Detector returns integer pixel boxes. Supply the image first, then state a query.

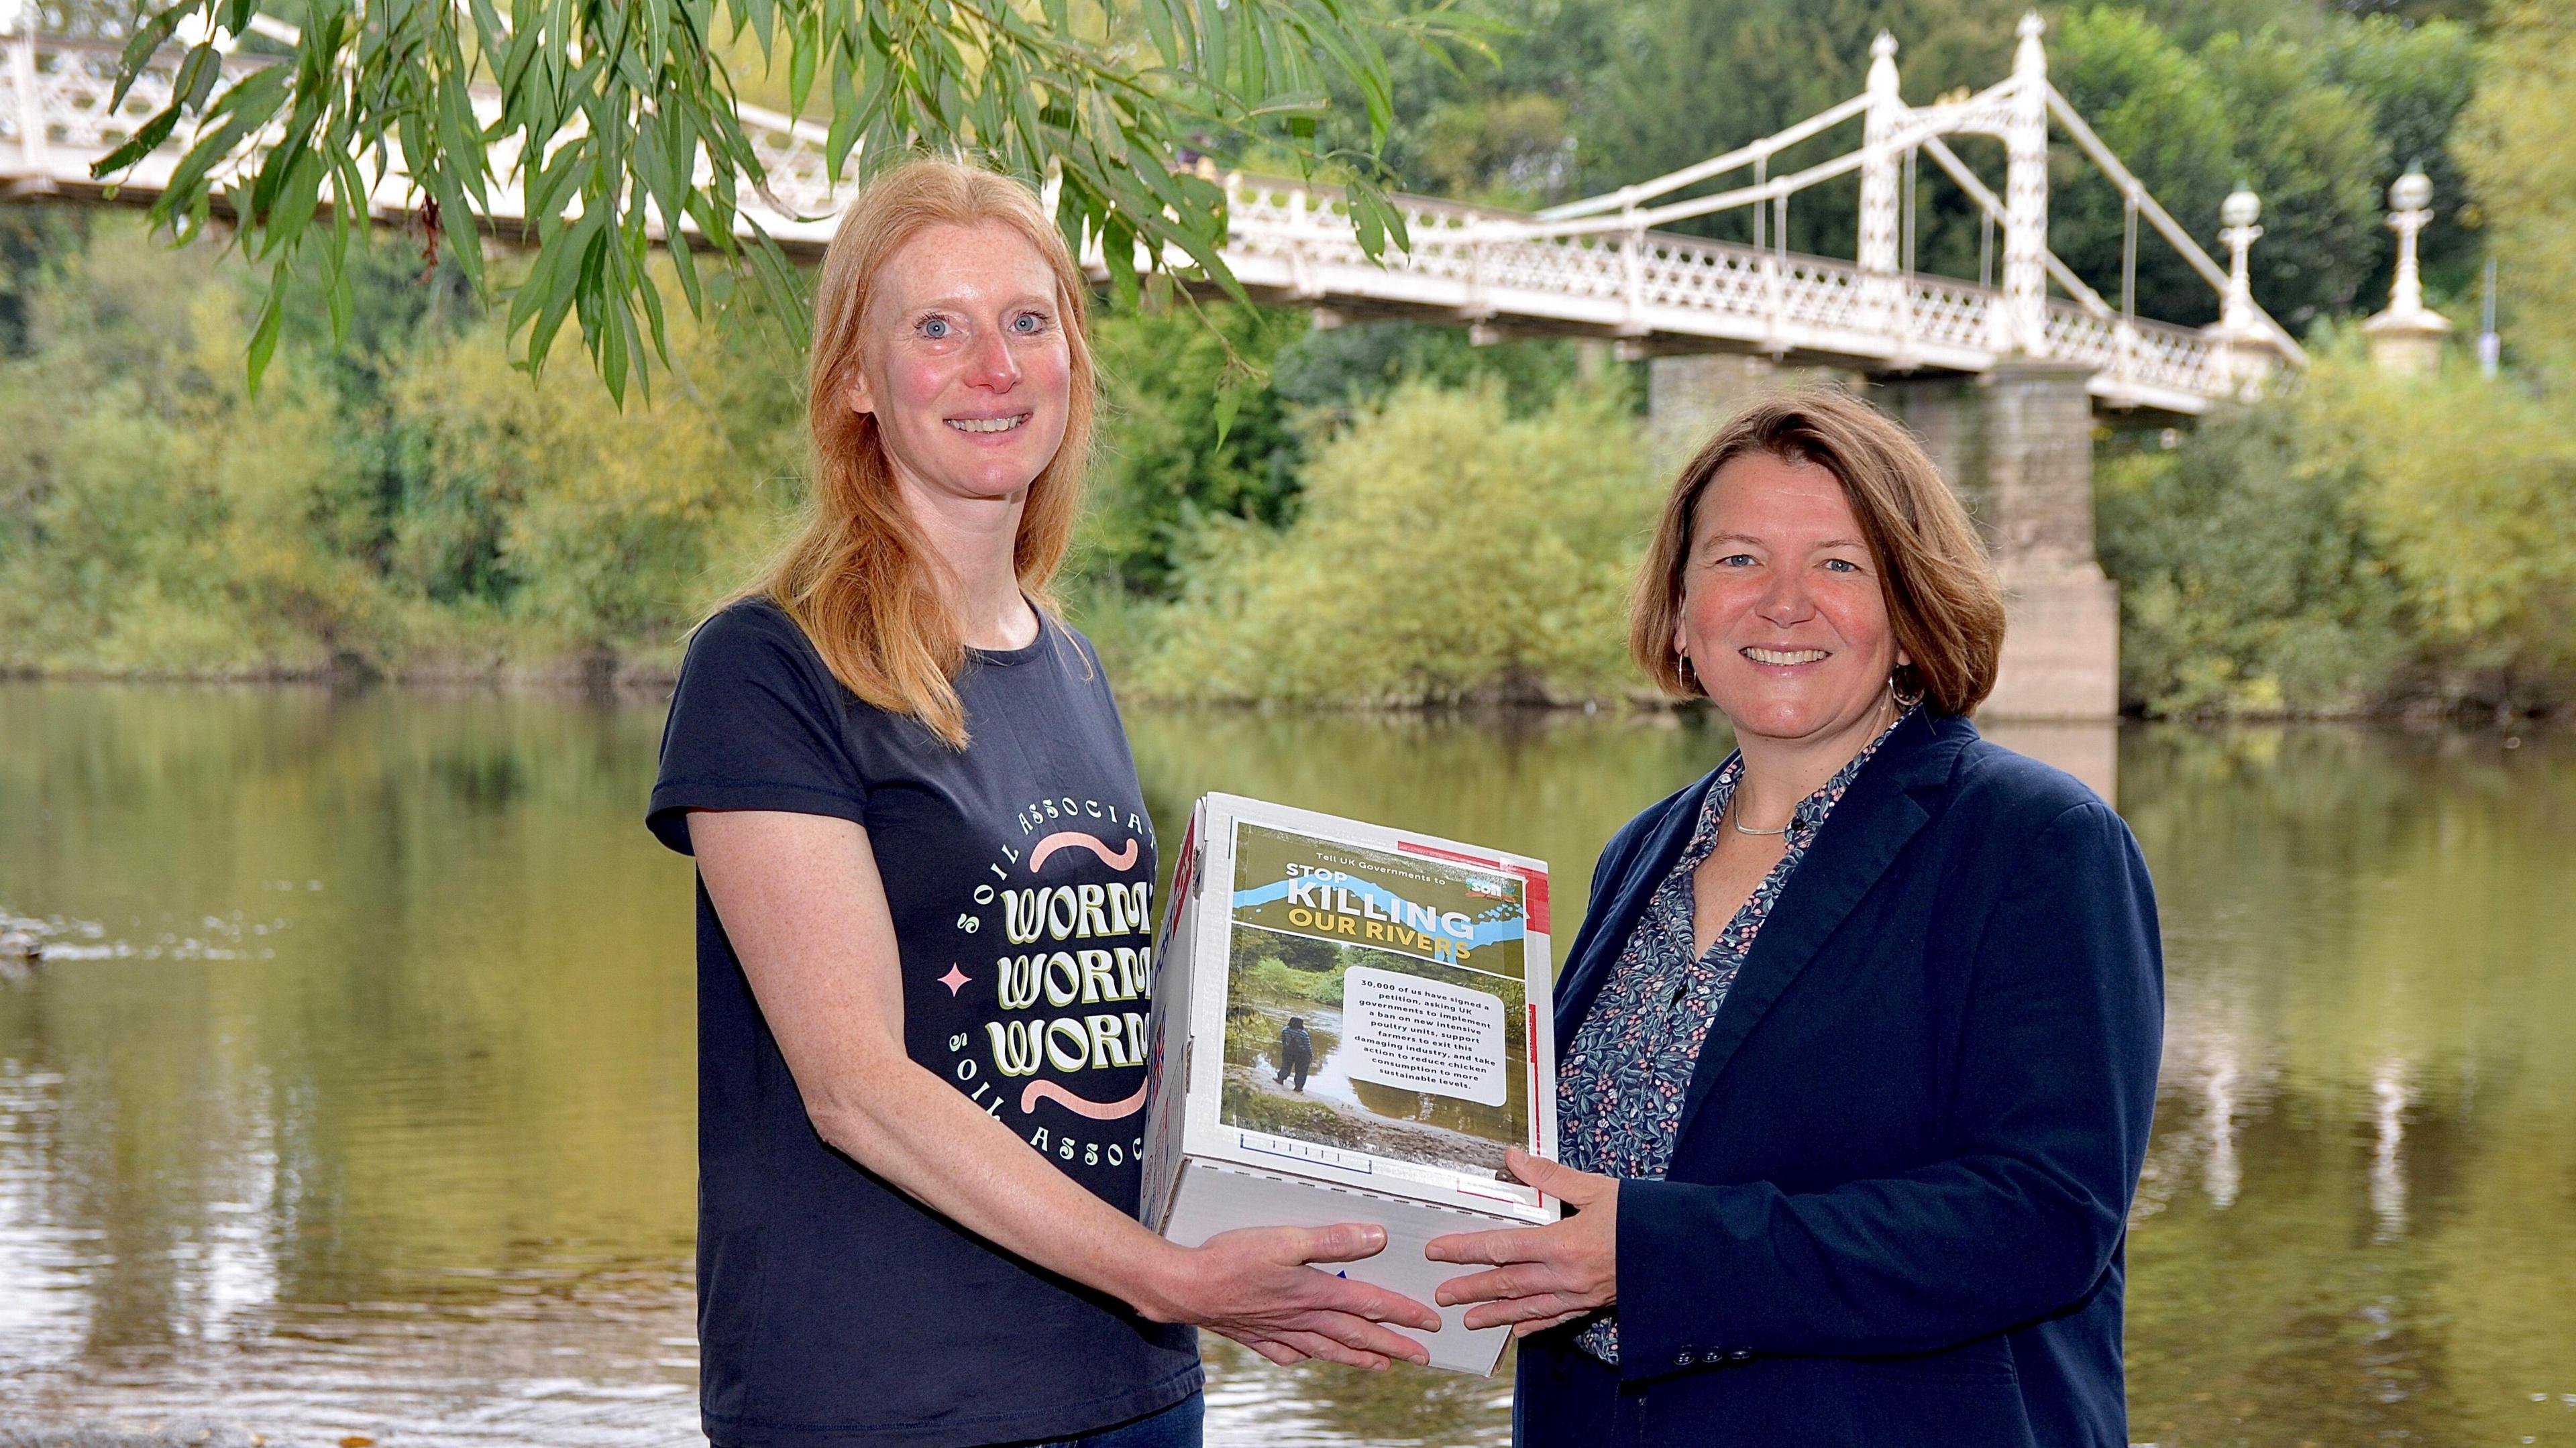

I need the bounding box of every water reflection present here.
[3,689,2573,1447]
[0,683,701,1445]
[2116,725,2576,1448]
[2370,1058,2410,1243]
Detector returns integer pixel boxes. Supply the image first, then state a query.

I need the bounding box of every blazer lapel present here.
[1552,771,1714,1042]
[1666,711,1974,1150]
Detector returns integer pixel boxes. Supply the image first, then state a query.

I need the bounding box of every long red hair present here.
[747,156,1096,748]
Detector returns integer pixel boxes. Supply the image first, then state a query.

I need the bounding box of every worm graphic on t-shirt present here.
[1029,830,1139,873]
[1020,1078,1147,1118]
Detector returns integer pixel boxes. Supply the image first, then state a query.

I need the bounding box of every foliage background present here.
[3,0,2569,716]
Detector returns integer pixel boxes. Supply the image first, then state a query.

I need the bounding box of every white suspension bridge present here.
[3,9,2302,416]
[11,7,2442,722]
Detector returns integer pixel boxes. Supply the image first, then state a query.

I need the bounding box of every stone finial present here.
[2216,188,2263,329]
[1868,32,1900,97]
[2015,11,2047,72]
[2204,187,2276,396]
[2365,165,2451,378]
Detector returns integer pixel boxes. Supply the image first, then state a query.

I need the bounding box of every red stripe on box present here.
[1520,869,1550,934]
[1397,839,1497,869]
[1527,1003,1544,1157]
[1397,840,1550,934]
[1161,815,1195,941]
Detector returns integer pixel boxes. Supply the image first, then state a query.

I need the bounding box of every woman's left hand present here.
[1424,1149,1619,1337]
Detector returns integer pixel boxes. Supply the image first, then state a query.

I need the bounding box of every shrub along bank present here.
[2101,343,2576,717]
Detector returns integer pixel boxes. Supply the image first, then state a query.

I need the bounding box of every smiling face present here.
[1676,450,1908,750]
[842,221,1072,509]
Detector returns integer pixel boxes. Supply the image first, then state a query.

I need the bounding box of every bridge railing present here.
[3,32,225,166]
[2045,309,2222,402]
[1218,173,2251,407]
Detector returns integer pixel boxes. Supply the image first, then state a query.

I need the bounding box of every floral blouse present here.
[1555,710,1911,1364]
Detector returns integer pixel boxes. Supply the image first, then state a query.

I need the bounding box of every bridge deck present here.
[5,32,2253,414]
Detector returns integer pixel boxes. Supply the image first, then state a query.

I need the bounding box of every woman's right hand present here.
[1140,1223,1443,1370]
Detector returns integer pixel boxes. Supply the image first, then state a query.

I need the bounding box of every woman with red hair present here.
[647,157,1436,1448]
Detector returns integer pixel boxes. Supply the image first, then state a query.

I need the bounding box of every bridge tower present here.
[1998,13,2052,357]
[1858,33,1904,348]
[1872,13,2116,721]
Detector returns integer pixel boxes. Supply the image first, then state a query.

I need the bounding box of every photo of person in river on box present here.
[1219,822,1534,1178]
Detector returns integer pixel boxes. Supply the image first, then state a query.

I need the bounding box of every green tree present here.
[2051,6,2449,331]
[2455,0,2576,370]
[1083,301,1311,600]
[0,223,398,673]
[1271,321,1588,419]
[0,208,86,357]
[1074,299,1592,613]
[2316,352,2576,708]
[385,300,798,666]
[2095,398,2404,715]
[0,215,804,679]
[2095,337,2576,717]
[1299,0,1614,204]
[1417,91,1577,207]
[2196,28,2387,327]
[2050,7,2243,325]
[1133,378,1652,704]
[2315,14,2483,305]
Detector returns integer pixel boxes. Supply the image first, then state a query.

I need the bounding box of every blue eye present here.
[1718,553,1758,567]
[1823,558,1861,573]
[921,317,952,339]
[1012,312,1046,335]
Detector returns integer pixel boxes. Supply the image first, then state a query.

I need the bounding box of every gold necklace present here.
[1727,795,1792,837]
[1729,698,1901,838]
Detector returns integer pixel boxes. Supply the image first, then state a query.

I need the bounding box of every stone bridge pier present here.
[1648,354,2119,722]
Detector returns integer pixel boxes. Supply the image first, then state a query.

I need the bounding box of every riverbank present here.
[6,661,2562,725]
[0,655,688,691]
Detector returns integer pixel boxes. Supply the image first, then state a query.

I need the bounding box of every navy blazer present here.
[1516,710,2163,1448]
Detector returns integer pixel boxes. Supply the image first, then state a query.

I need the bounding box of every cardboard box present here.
[1140,793,1560,1374]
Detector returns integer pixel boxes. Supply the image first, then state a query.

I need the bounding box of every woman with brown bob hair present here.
[1429,387,2164,1448]
[645,157,1437,1448]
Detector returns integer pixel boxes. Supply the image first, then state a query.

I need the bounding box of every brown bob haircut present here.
[1629,386,2007,716]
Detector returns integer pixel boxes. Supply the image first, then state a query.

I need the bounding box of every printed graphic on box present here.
[1220,822,1532,1176]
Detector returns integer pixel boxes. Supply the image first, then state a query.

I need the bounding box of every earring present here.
[1678,651,1700,694]
[1889,669,1926,710]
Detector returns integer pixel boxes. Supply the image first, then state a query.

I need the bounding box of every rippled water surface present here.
[3,683,2571,1446]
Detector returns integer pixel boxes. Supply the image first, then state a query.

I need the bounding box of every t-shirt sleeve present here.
[646,602,869,855]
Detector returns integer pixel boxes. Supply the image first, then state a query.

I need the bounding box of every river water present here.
[1,683,2570,1447]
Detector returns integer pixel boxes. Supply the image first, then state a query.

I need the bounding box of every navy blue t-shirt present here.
[647,597,1200,1448]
